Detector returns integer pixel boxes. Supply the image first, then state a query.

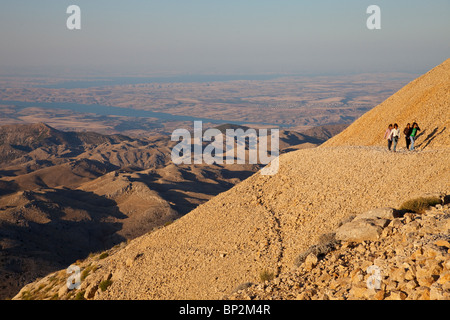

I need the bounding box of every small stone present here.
[425,260,443,276]
[424,247,441,259]
[404,213,415,223]
[58,285,69,298]
[385,279,398,291]
[437,271,450,285]
[304,253,318,271]
[390,268,406,283]
[416,274,436,287]
[430,283,445,300]
[444,259,450,270]
[405,280,419,290]
[404,269,415,281]
[350,268,364,284]
[420,287,431,300]
[355,208,396,220]
[84,283,98,299]
[404,221,420,232]
[125,258,134,268]
[389,218,404,229]
[388,290,407,300]
[381,226,394,237]
[410,248,423,261]
[356,244,366,254]
[434,240,450,248]
[373,290,386,300]
[349,284,370,299]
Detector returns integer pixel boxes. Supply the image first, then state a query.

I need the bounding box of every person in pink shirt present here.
[384,124,393,151]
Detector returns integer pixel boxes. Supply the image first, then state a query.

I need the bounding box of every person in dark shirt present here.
[403,123,412,150]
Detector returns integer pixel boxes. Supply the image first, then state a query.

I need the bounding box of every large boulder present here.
[336,208,395,242]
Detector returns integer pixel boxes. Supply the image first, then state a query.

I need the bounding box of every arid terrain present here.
[0,121,342,299]
[0,72,416,136]
[10,59,449,301]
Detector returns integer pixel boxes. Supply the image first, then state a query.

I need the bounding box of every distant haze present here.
[0,0,449,76]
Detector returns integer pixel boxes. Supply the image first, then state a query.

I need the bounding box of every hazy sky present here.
[0,0,449,76]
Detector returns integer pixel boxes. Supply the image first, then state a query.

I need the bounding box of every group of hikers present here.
[384,122,421,152]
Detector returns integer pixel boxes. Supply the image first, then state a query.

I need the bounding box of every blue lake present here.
[0,100,282,127]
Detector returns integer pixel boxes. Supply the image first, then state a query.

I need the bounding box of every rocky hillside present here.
[228,203,450,300]
[323,58,450,149]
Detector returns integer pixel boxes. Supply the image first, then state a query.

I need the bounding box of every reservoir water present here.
[0,100,281,127]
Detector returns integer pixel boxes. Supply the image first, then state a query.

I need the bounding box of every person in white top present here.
[384,124,393,151]
[389,123,401,152]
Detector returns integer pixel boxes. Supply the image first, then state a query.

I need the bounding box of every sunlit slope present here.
[323,59,450,149]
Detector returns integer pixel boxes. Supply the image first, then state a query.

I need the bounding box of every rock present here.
[404,269,415,281]
[350,268,364,284]
[355,208,397,221]
[58,285,69,298]
[429,283,445,300]
[381,226,394,237]
[404,280,419,291]
[437,271,450,285]
[349,284,371,299]
[419,287,431,300]
[336,219,384,242]
[425,260,443,276]
[416,271,436,287]
[84,283,98,299]
[409,248,424,261]
[387,290,407,300]
[444,220,450,233]
[304,253,318,271]
[403,221,421,233]
[434,240,450,248]
[125,257,134,268]
[390,268,406,283]
[445,259,450,270]
[296,291,311,300]
[373,289,386,300]
[389,218,404,229]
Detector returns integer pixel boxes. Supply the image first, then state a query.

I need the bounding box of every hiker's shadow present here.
[416,127,447,150]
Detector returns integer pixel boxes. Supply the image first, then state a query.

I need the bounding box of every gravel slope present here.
[15,146,448,300]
